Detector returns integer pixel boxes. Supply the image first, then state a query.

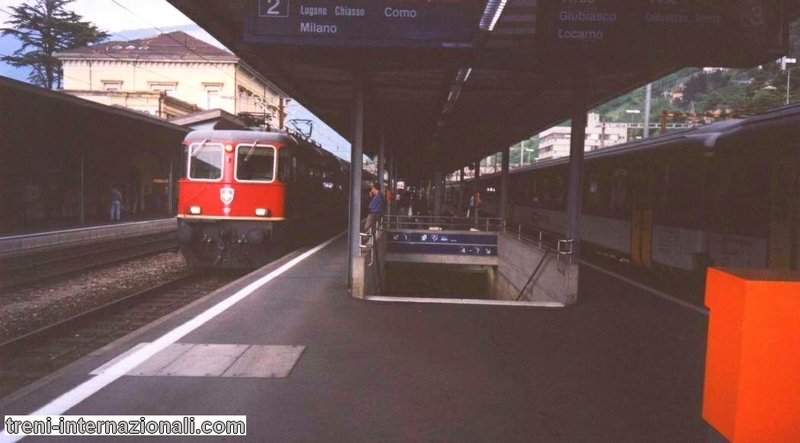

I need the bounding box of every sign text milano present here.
[247,0,478,48]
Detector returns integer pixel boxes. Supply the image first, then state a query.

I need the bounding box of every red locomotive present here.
[177,130,351,267]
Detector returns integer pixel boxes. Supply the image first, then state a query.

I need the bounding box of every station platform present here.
[0,219,176,258]
[0,233,710,442]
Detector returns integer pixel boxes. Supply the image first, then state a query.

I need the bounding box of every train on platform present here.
[453,104,800,290]
[176,129,362,267]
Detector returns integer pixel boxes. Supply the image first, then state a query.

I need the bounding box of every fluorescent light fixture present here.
[448,85,462,102]
[437,121,446,128]
[480,0,508,31]
[442,102,455,114]
[455,67,473,84]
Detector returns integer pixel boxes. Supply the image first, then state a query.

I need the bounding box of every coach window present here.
[541,177,551,206]
[188,143,224,181]
[553,173,567,209]
[278,147,293,183]
[235,144,276,182]
[609,168,628,209]
[586,172,604,210]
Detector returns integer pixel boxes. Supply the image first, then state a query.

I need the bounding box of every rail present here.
[381,215,505,232]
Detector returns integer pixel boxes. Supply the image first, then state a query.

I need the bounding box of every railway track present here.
[0,232,177,290]
[0,269,247,400]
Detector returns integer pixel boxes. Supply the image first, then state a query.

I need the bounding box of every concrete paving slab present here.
[127,343,196,376]
[222,345,305,378]
[156,344,248,377]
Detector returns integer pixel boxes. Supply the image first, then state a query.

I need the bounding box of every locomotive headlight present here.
[255,208,270,217]
[189,206,202,215]
[225,144,233,152]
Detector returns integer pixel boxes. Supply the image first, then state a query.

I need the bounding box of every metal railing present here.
[359,231,376,266]
[503,221,575,301]
[502,221,575,267]
[359,228,383,288]
[381,215,505,232]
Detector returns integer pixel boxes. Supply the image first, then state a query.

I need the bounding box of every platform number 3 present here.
[259,0,289,18]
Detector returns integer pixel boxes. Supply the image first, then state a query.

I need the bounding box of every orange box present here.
[703,268,800,443]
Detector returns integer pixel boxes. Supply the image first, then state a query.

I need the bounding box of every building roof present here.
[0,75,189,133]
[56,31,238,62]
[169,108,247,128]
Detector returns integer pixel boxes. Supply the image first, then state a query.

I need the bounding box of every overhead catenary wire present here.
[108,0,261,91]
[5,0,348,153]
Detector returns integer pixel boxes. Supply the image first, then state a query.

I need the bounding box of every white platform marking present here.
[89,343,150,375]
[366,296,564,307]
[580,260,709,316]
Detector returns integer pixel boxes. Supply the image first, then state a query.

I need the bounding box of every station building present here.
[56,31,287,125]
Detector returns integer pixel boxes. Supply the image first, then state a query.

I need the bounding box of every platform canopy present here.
[168,0,798,180]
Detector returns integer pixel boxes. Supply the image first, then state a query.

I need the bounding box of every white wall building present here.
[57,32,286,124]
[537,113,628,160]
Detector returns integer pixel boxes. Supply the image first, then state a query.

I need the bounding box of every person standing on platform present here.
[110,185,122,221]
[385,187,392,215]
[364,183,385,235]
[467,189,481,218]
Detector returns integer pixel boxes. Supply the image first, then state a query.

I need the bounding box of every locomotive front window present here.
[188,143,224,180]
[235,144,276,182]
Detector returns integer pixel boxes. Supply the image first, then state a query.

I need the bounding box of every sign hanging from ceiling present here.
[245,0,480,48]
[536,0,788,66]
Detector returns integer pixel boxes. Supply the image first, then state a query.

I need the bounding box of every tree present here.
[1,0,108,89]
[683,74,709,102]
[746,89,783,115]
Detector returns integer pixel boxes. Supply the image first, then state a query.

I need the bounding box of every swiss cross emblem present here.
[220,187,235,205]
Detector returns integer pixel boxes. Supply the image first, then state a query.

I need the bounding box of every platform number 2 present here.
[259,0,289,18]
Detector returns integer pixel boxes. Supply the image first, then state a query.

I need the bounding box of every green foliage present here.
[1,0,108,89]
[508,135,539,165]
[747,88,784,114]
[588,18,800,123]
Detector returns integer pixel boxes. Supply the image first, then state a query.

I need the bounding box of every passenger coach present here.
[461,104,800,288]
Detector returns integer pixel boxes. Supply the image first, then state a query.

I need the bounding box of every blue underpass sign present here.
[387,231,497,256]
[245,0,480,48]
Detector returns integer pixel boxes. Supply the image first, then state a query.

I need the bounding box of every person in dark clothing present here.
[364,183,385,235]
[110,185,122,221]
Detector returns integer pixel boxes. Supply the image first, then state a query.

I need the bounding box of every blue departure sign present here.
[246,0,480,48]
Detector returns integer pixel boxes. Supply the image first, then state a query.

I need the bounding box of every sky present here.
[0,0,353,160]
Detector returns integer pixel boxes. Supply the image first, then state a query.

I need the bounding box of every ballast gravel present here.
[0,252,188,343]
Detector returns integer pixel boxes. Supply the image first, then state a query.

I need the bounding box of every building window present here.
[204,83,223,109]
[149,82,177,94]
[102,81,122,91]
